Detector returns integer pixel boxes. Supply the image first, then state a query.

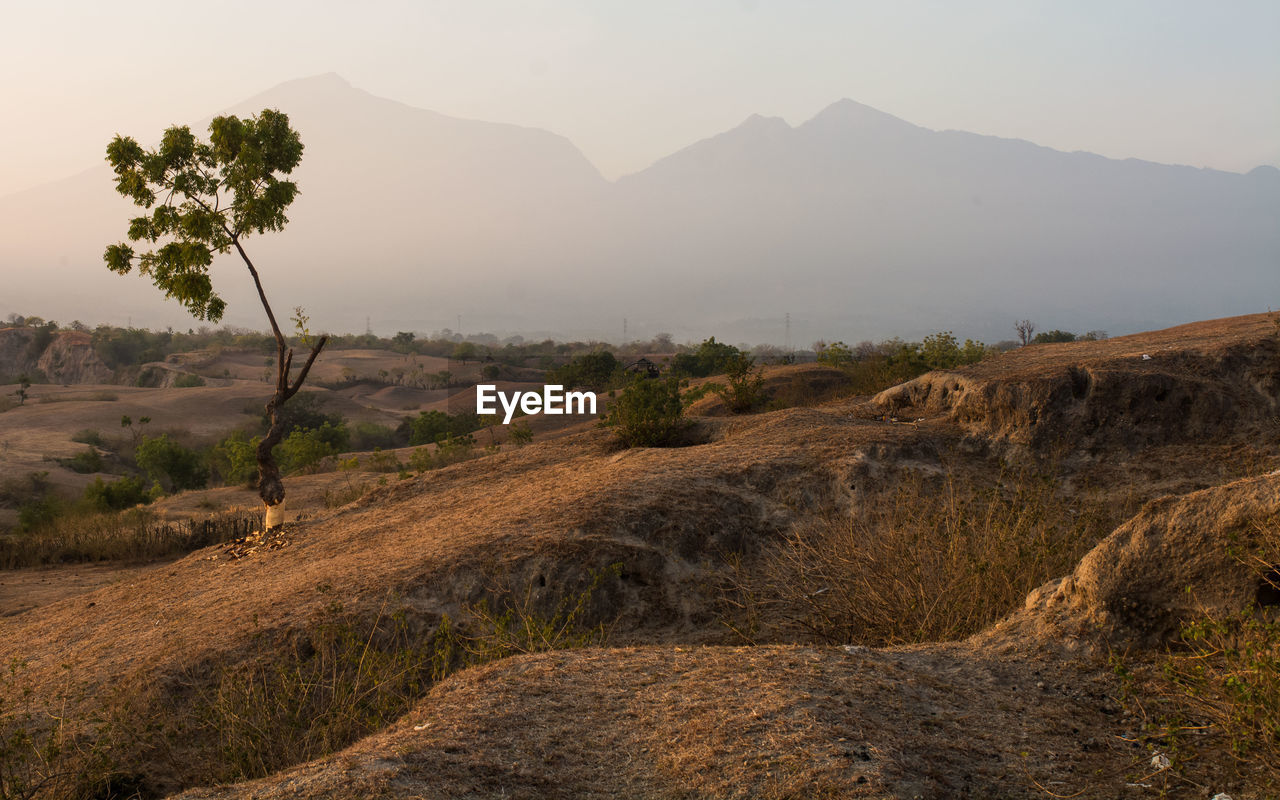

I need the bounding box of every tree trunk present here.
[254,336,328,529]
[256,398,287,509]
[230,235,328,530]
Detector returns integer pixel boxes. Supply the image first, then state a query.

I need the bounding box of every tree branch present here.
[227,232,286,347]
[284,336,329,401]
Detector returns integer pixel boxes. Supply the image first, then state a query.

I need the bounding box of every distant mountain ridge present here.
[1,74,1275,343]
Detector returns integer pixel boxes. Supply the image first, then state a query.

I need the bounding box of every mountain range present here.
[2,73,1276,344]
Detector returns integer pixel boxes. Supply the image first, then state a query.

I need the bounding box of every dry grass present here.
[0,571,617,799]
[0,509,258,569]
[3,313,1279,798]
[725,468,1122,646]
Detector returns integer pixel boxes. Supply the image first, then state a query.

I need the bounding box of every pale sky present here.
[1,0,1277,195]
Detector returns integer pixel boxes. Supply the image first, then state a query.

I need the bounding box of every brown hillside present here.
[875,312,1280,451]
[2,313,1279,798]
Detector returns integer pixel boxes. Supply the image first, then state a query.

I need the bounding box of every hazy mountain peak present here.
[737,113,791,131]
[801,97,919,132]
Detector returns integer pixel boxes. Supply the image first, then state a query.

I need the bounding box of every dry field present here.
[2,313,1279,798]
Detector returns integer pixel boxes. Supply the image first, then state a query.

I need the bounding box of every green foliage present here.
[391,331,415,351]
[349,421,398,451]
[1032,329,1077,344]
[17,496,63,533]
[92,326,170,369]
[886,332,988,373]
[135,434,208,493]
[671,337,744,378]
[13,374,31,406]
[547,350,622,391]
[24,321,58,361]
[451,341,479,362]
[605,376,690,447]
[404,410,481,447]
[172,373,206,387]
[104,108,304,321]
[815,341,854,366]
[58,448,105,475]
[367,448,405,473]
[480,363,501,380]
[508,420,534,447]
[83,475,153,512]
[266,392,342,437]
[713,353,767,414]
[209,431,259,487]
[276,422,348,475]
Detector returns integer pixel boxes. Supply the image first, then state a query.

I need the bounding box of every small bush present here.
[59,448,105,474]
[713,353,766,414]
[605,376,690,447]
[173,373,207,387]
[404,410,480,447]
[671,337,744,378]
[547,350,623,391]
[135,434,208,493]
[349,421,398,451]
[71,429,105,447]
[83,475,153,512]
[367,448,405,473]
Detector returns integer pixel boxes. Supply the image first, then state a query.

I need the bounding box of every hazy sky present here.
[2,0,1276,194]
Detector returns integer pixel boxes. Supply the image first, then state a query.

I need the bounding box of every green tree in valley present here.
[104,109,324,527]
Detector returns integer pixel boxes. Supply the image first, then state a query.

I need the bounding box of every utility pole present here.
[623,317,628,344]
[365,316,372,337]
[785,312,791,353]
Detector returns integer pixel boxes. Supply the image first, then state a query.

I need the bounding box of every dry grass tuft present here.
[726,468,1121,646]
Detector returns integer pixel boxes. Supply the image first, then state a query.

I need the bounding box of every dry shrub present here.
[729,469,1115,646]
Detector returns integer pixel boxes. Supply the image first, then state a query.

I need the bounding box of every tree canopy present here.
[103,109,303,322]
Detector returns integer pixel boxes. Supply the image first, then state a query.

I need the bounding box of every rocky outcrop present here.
[874,318,1280,452]
[991,472,1280,651]
[0,326,112,384]
[36,330,112,384]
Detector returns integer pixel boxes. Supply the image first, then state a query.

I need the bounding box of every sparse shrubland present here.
[0,570,615,798]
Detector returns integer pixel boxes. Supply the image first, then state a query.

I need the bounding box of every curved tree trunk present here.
[254,335,327,529]
[229,235,329,530]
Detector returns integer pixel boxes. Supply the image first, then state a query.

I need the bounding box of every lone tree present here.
[104,109,326,528]
[1015,319,1036,347]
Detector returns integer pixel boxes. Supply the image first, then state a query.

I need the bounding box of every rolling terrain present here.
[2,313,1279,797]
